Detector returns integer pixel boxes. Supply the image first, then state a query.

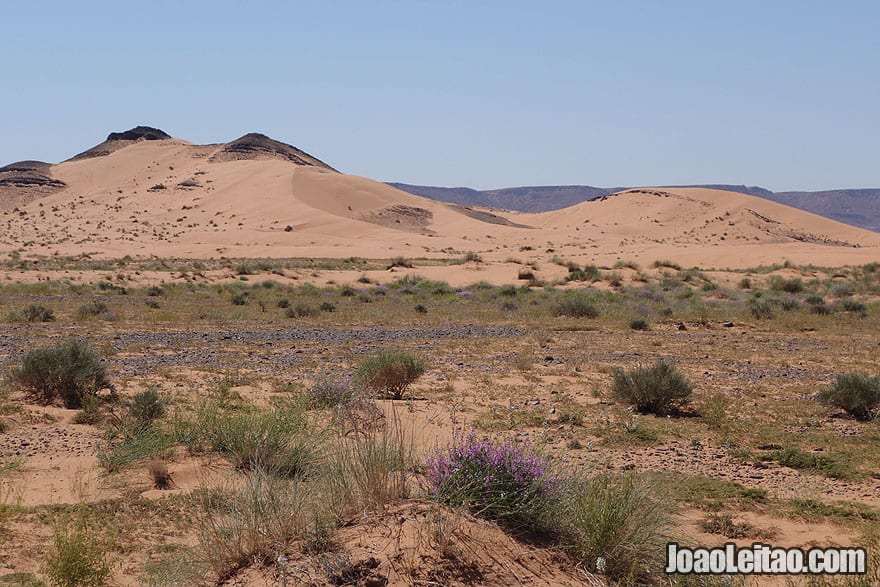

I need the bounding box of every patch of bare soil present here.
[231,501,596,587]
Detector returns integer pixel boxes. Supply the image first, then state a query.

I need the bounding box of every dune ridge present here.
[1,127,879,274]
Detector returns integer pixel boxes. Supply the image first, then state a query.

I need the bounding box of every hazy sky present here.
[2,1,878,191]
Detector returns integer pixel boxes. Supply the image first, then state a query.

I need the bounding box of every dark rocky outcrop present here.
[210,133,336,170]
[0,160,67,211]
[68,126,172,161]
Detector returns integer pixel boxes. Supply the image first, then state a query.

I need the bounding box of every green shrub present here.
[129,388,166,424]
[74,301,108,319]
[818,373,880,421]
[355,351,427,400]
[770,446,856,480]
[805,293,825,305]
[611,360,693,416]
[23,304,56,322]
[276,298,290,308]
[285,303,317,318]
[748,299,775,320]
[44,516,113,587]
[319,301,336,313]
[175,401,318,478]
[810,303,832,316]
[652,260,682,271]
[629,318,650,331]
[565,265,601,282]
[230,292,249,306]
[499,284,518,297]
[769,276,804,293]
[554,293,600,318]
[72,395,104,426]
[555,473,670,581]
[12,340,112,409]
[840,300,867,316]
[98,424,174,473]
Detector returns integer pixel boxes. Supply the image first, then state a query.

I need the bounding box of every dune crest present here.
[1,128,879,270]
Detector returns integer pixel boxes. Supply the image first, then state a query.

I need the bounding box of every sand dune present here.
[1,128,879,273]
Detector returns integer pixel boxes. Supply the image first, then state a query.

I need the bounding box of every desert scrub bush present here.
[425,429,556,528]
[355,351,427,400]
[325,413,414,514]
[769,276,804,293]
[387,256,414,269]
[748,298,775,320]
[319,301,336,312]
[7,304,55,322]
[611,360,693,416]
[12,340,112,409]
[175,401,320,478]
[98,423,174,473]
[195,470,321,583]
[565,265,601,282]
[499,284,518,297]
[74,300,109,319]
[306,376,358,409]
[818,373,880,421]
[629,318,650,331]
[44,515,113,587]
[554,473,671,581]
[839,299,867,316]
[554,292,600,318]
[770,446,857,480]
[652,259,682,271]
[230,292,249,305]
[285,302,317,318]
[129,387,166,425]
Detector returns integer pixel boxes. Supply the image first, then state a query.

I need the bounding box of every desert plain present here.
[0,128,879,586]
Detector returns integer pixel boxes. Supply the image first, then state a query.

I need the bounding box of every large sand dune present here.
[1,128,879,271]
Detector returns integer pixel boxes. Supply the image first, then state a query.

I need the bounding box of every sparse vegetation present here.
[355,351,427,399]
[43,515,113,587]
[818,373,880,421]
[611,360,693,416]
[554,292,600,318]
[12,340,112,409]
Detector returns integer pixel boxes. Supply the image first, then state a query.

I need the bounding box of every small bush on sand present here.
[195,471,317,583]
[818,373,880,421]
[554,293,600,318]
[554,473,670,581]
[129,388,166,425]
[285,302,317,318]
[14,304,56,322]
[12,340,112,409]
[629,318,650,331]
[176,401,319,478]
[307,376,358,409]
[565,265,601,283]
[748,298,775,320]
[355,351,427,400]
[769,276,804,293]
[326,413,414,514]
[426,429,555,528]
[230,292,249,306]
[611,360,693,416]
[44,515,113,587]
[74,300,108,319]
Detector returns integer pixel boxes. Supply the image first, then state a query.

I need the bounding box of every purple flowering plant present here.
[425,429,558,524]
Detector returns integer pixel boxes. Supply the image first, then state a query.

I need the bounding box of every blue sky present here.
[2,1,878,191]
